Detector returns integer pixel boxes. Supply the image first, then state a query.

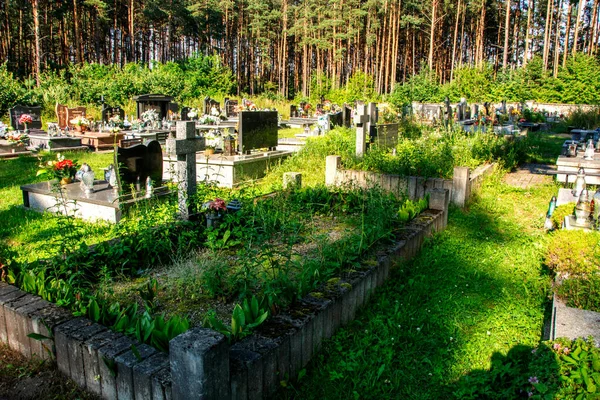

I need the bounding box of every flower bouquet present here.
[37,153,79,184]
[141,109,159,123]
[187,108,199,120]
[7,131,29,146]
[70,116,90,132]
[108,115,123,127]
[19,114,33,132]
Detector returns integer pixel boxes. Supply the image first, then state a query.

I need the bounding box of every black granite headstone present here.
[238,111,278,152]
[203,96,221,115]
[169,102,179,116]
[117,140,163,185]
[342,104,352,127]
[290,105,298,118]
[134,94,174,120]
[225,99,238,118]
[329,111,343,128]
[101,105,125,123]
[180,107,191,121]
[9,105,42,130]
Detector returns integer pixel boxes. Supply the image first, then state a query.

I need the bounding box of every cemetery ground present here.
[1,128,599,398]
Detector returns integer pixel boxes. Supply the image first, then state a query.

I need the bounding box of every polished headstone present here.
[9,105,42,130]
[238,111,278,152]
[117,140,163,185]
[101,105,125,123]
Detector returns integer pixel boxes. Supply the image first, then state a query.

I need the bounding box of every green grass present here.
[524,132,569,164]
[0,151,115,262]
[283,173,556,399]
[279,127,305,139]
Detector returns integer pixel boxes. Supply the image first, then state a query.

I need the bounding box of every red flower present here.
[18,114,33,124]
[209,198,227,212]
[55,159,74,170]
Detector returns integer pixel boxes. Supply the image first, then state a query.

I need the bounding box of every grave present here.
[28,133,85,152]
[21,140,169,223]
[164,114,292,188]
[134,94,174,121]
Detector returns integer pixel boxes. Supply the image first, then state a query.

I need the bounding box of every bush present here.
[545,230,600,276]
[551,203,575,229]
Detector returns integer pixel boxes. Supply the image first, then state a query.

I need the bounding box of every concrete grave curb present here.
[0,187,449,399]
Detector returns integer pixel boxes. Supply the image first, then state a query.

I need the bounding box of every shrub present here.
[551,203,575,229]
[545,230,600,276]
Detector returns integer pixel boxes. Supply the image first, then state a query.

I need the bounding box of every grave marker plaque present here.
[9,105,42,130]
[290,105,299,118]
[238,111,278,152]
[342,104,352,128]
[180,107,191,121]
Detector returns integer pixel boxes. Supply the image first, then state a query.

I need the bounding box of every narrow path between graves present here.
[287,171,558,399]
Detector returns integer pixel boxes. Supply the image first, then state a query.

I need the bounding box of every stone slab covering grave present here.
[9,105,43,130]
[163,150,293,188]
[28,133,85,151]
[69,131,125,150]
[556,154,600,185]
[551,295,600,345]
[238,111,278,152]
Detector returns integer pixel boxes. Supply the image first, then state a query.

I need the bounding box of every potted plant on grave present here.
[204,145,216,157]
[70,116,90,132]
[18,114,33,133]
[187,108,199,120]
[204,198,227,228]
[36,153,80,186]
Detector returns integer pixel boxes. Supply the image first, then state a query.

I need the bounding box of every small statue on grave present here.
[77,163,95,194]
[105,164,118,191]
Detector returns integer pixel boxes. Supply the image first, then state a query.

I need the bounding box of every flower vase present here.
[60,177,73,186]
[204,148,215,157]
[75,125,86,133]
[23,124,29,134]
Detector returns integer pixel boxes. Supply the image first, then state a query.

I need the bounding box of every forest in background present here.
[1,0,599,98]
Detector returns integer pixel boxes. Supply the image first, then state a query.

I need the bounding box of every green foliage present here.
[567,107,600,130]
[557,274,600,313]
[206,295,269,342]
[551,203,575,229]
[545,230,600,276]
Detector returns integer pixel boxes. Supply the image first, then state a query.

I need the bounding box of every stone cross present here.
[354,103,370,156]
[167,121,205,219]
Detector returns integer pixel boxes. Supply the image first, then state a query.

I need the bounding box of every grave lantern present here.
[572,167,587,197]
[544,196,557,231]
[584,140,595,160]
[575,189,592,225]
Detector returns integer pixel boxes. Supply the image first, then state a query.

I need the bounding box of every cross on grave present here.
[354,103,369,156]
[444,97,452,128]
[166,121,205,220]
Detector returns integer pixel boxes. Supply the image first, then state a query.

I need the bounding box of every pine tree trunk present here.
[572,0,584,55]
[563,2,573,66]
[542,0,553,70]
[523,0,533,66]
[428,0,437,70]
[553,0,563,77]
[502,0,511,69]
[451,0,462,80]
[32,0,41,86]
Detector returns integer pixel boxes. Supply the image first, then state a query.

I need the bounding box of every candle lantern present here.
[572,167,587,197]
[575,189,592,225]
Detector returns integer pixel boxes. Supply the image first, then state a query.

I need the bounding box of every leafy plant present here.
[206,295,269,342]
[545,230,600,276]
